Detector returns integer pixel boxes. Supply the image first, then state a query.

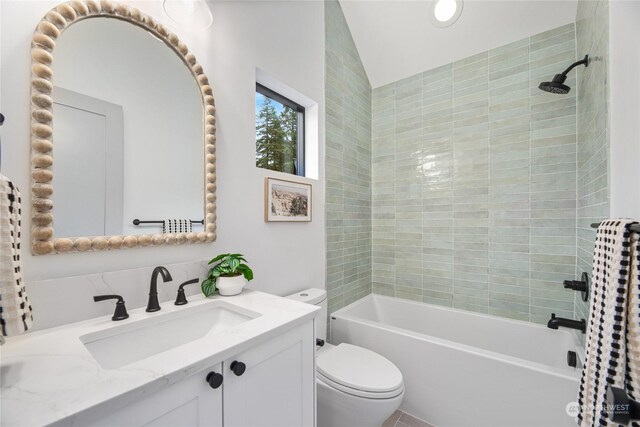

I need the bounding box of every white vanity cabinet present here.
[223,322,315,427]
[87,363,224,427]
[86,322,315,427]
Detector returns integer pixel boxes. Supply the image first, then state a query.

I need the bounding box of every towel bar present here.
[132,219,204,226]
[591,222,640,233]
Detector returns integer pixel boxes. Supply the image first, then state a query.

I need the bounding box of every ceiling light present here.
[432,0,463,28]
[163,0,213,29]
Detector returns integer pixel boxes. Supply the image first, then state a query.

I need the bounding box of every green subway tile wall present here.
[371,24,581,323]
[575,0,610,321]
[325,0,372,314]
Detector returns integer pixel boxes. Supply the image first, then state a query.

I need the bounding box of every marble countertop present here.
[0,290,319,427]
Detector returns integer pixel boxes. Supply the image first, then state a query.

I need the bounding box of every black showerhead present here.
[539,74,571,94]
[538,55,589,95]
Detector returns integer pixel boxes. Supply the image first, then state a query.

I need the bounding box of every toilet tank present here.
[286,288,327,342]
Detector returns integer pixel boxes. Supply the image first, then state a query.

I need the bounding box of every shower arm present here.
[560,55,589,76]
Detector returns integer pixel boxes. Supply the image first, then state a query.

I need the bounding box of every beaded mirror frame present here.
[29,0,217,255]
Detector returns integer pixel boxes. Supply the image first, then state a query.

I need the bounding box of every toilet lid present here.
[316,343,403,393]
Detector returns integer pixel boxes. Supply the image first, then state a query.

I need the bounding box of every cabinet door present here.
[86,363,223,427]
[223,322,315,427]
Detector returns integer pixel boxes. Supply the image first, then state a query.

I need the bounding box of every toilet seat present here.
[316,343,404,399]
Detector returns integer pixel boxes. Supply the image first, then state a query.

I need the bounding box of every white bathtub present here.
[330,294,583,427]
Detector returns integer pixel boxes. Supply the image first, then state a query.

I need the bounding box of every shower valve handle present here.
[563,280,587,292]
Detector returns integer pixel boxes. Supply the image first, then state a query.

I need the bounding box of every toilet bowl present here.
[286,289,404,427]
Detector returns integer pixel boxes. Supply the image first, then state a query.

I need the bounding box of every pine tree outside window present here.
[255,83,305,176]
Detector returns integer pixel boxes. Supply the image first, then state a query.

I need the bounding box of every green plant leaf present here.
[201,278,217,297]
[238,264,254,281]
[228,258,240,272]
[229,254,247,263]
[208,253,229,264]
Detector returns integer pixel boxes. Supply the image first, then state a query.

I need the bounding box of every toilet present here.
[287,288,404,427]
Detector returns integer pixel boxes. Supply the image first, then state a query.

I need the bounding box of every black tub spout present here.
[547,313,586,334]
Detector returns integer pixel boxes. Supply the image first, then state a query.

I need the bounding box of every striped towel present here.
[0,174,33,337]
[577,219,640,426]
[162,219,192,234]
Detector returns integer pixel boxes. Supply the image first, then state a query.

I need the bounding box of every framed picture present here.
[264,177,312,222]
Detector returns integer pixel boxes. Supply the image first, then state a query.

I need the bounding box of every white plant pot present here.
[217,275,246,296]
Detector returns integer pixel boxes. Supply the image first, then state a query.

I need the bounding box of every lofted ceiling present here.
[338,0,578,88]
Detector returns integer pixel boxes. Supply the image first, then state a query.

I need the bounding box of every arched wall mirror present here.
[29,0,217,255]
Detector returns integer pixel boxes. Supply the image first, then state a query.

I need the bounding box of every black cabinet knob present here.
[230,361,246,376]
[206,371,223,389]
[567,351,577,368]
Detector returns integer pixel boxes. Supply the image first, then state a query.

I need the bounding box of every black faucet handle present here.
[93,294,129,321]
[93,294,123,303]
[175,278,200,305]
[563,279,588,292]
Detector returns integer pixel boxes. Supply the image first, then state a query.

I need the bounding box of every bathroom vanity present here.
[0,291,318,427]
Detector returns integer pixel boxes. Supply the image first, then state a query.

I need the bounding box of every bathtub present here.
[330,294,583,427]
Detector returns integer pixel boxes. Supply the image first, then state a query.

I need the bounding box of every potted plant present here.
[202,253,254,296]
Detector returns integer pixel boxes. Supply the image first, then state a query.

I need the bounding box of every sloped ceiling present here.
[339,0,578,88]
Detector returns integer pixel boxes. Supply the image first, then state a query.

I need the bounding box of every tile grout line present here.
[573,22,579,319]
[487,50,491,313]
[452,62,456,307]
[529,34,533,322]
[393,81,397,299]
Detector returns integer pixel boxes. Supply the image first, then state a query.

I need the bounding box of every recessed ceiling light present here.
[432,0,464,28]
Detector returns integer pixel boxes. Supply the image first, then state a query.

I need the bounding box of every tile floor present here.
[382,410,435,427]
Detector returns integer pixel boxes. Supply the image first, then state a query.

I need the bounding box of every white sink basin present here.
[80,301,259,369]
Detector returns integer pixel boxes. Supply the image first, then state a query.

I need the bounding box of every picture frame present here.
[264,177,312,222]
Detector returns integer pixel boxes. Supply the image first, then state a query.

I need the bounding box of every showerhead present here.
[539,74,571,94]
[538,55,589,95]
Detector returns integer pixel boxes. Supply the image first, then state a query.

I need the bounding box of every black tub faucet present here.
[147,266,172,312]
[547,313,586,334]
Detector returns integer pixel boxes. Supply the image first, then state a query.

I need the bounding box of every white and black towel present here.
[0,174,32,337]
[577,219,640,426]
[162,219,192,234]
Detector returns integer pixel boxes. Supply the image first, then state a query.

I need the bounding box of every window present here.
[255,83,305,176]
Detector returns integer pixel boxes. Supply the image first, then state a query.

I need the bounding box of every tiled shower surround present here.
[325,0,372,314]
[574,0,610,321]
[371,24,580,323]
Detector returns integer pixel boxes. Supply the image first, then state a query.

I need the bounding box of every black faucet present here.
[547,313,586,333]
[175,278,200,305]
[93,294,129,321]
[146,266,172,312]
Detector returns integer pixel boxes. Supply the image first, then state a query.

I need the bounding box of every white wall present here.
[0,0,325,304]
[609,0,640,219]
